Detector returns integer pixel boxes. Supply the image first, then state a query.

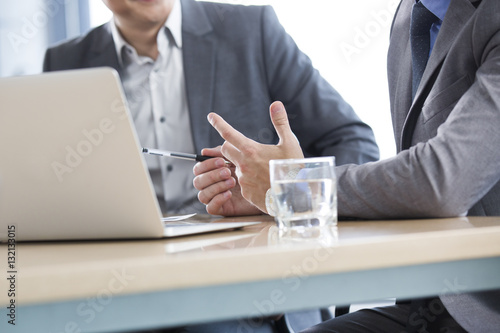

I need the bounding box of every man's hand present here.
[193,146,262,216]
[205,101,304,213]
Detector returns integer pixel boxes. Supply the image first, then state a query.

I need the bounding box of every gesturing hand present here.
[206,101,304,213]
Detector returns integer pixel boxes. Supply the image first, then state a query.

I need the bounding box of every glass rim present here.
[269,156,335,166]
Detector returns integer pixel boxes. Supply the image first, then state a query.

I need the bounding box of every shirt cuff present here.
[265,188,277,217]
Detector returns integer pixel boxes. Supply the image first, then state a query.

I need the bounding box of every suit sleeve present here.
[335,20,500,219]
[42,49,52,72]
[259,7,380,166]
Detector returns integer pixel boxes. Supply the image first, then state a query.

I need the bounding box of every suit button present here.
[160,116,166,123]
[166,165,173,172]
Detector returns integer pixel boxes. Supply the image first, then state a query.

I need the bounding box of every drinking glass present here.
[269,156,337,229]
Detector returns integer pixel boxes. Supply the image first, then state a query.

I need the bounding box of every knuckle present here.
[241,144,257,157]
[209,170,220,183]
[238,163,250,174]
[219,128,233,140]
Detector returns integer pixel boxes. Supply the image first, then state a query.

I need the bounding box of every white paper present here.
[161,213,197,222]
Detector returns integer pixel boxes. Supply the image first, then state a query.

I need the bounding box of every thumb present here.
[269,101,294,144]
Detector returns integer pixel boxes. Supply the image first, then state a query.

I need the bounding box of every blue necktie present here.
[410,2,439,99]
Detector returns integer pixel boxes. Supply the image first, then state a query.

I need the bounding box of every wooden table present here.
[1,216,500,332]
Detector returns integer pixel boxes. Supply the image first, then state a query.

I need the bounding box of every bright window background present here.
[90,0,398,159]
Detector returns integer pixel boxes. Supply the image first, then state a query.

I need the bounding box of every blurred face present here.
[102,0,175,30]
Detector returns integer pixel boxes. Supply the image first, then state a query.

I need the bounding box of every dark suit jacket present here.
[335,0,500,330]
[43,0,379,167]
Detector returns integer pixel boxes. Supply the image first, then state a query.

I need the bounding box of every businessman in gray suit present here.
[43,0,378,217]
[194,0,500,331]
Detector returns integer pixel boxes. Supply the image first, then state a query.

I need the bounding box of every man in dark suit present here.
[194,0,500,331]
[43,0,379,216]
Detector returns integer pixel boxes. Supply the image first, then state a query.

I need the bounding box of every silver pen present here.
[142,147,230,163]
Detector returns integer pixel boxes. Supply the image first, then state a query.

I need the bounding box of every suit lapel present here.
[388,0,413,152]
[413,0,476,101]
[88,23,122,76]
[400,0,477,149]
[180,0,216,152]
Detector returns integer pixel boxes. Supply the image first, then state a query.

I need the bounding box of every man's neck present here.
[115,19,166,60]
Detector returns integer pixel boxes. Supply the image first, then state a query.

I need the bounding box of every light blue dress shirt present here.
[110,0,202,214]
[420,0,452,54]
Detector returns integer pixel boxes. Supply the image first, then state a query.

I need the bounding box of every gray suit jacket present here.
[337,0,500,219]
[336,0,500,330]
[43,0,379,167]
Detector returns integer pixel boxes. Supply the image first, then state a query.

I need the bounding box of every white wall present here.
[0,0,49,77]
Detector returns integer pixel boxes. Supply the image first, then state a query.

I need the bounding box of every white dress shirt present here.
[110,0,203,214]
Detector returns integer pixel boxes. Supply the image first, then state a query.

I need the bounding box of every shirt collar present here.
[167,0,182,48]
[419,0,451,21]
[110,0,182,66]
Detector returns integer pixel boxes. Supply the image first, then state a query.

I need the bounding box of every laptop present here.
[0,68,259,242]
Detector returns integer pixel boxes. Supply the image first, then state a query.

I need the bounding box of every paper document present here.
[162,213,197,222]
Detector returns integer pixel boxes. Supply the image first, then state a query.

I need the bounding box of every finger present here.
[220,141,243,166]
[193,157,228,177]
[201,146,223,157]
[269,101,295,144]
[205,191,232,216]
[208,113,253,149]
[197,178,236,205]
[193,167,232,190]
